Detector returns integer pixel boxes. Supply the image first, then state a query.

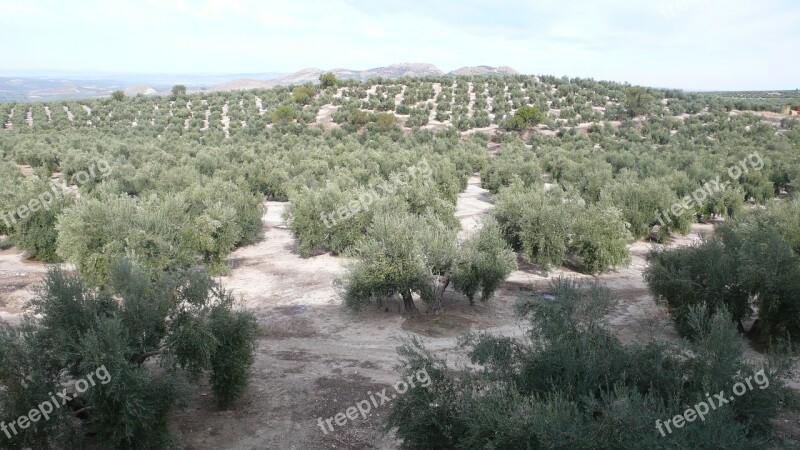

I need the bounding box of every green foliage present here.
[493,183,631,274]
[646,200,800,343]
[344,210,454,315]
[319,72,337,88]
[283,182,374,257]
[208,293,259,408]
[348,108,369,127]
[56,184,262,283]
[481,139,542,193]
[292,84,317,105]
[625,86,654,117]
[111,90,125,101]
[373,112,397,132]
[505,105,545,130]
[451,218,517,304]
[602,177,692,241]
[388,278,789,449]
[571,205,632,273]
[0,261,258,448]
[11,194,71,262]
[171,84,187,97]
[271,105,295,124]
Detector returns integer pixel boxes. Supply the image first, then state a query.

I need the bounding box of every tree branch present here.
[132,349,162,365]
[72,406,95,416]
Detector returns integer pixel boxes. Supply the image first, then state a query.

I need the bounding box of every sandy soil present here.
[315,104,339,129]
[221,102,230,137]
[255,97,266,116]
[63,106,74,122]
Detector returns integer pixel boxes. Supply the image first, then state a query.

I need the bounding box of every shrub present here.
[625,86,654,117]
[481,140,542,193]
[283,182,373,257]
[571,205,632,273]
[0,260,257,448]
[504,105,545,130]
[271,105,295,124]
[451,218,517,304]
[171,85,187,97]
[319,72,337,88]
[602,178,691,242]
[292,84,317,105]
[374,112,397,132]
[645,207,800,343]
[388,278,789,449]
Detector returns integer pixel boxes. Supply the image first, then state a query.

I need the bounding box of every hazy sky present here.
[1,0,798,90]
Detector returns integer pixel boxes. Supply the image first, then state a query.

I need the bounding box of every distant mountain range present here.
[0,64,520,101]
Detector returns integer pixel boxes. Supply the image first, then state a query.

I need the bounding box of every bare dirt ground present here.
[221,102,231,138]
[315,104,339,129]
[0,154,798,448]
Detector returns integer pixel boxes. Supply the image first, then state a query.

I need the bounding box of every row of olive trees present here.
[493,183,631,274]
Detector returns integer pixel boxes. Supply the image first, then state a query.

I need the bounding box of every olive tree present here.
[645,203,800,343]
[451,218,517,304]
[624,86,654,117]
[171,84,187,97]
[344,211,450,316]
[319,72,337,88]
[504,105,545,130]
[0,260,258,449]
[344,211,515,315]
[388,279,788,449]
[271,105,295,124]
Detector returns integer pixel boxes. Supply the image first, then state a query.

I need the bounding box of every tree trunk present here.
[747,319,761,339]
[402,289,419,317]
[430,275,451,314]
